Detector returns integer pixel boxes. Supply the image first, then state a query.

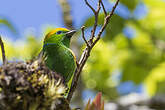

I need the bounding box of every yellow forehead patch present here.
[44,28,69,41]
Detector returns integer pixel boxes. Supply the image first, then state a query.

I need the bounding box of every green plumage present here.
[42,28,76,82]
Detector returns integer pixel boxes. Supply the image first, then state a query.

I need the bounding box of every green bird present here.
[41,28,77,82]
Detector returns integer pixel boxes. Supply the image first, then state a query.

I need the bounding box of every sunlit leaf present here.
[144,62,165,96]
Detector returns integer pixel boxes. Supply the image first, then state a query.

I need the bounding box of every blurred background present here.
[0,0,165,109]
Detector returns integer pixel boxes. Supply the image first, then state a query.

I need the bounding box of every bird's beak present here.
[66,30,76,38]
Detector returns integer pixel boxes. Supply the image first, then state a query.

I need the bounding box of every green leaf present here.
[144,62,165,96]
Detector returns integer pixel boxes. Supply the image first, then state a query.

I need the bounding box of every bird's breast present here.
[43,44,76,82]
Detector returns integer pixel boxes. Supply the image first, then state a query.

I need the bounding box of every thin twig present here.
[93,0,120,46]
[67,0,120,102]
[84,0,96,14]
[0,36,7,65]
[89,0,101,43]
[81,26,90,47]
[100,0,107,16]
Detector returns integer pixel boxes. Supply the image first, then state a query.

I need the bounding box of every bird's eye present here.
[56,31,62,35]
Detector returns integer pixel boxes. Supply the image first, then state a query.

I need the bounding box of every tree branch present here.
[93,0,120,46]
[89,0,101,43]
[0,36,7,65]
[67,0,120,102]
[100,0,107,16]
[81,26,90,47]
[57,0,73,29]
[84,0,96,14]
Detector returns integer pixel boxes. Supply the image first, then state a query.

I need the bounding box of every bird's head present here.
[44,28,76,47]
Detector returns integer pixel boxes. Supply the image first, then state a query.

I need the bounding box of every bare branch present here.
[93,0,120,46]
[57,0,73,29]
[84,0,96,14]
[89,0,101,43]
[0,36,7,65]
[81,26,90,47]
[67,0,120,102]
[100,0,107,16]
[107,0,120,19]
[67,46,90,101]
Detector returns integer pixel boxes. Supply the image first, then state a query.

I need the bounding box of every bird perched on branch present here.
[39,28,77,82]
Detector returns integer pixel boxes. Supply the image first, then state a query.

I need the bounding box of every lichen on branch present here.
[0,61,70,110]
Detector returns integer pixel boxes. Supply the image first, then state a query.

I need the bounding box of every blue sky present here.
[0,0,92,39]
[0,0,132,40]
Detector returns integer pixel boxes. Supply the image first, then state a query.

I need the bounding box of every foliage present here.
[82,0,165,98]
[0,35,42,61]
[119,0,138,10]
